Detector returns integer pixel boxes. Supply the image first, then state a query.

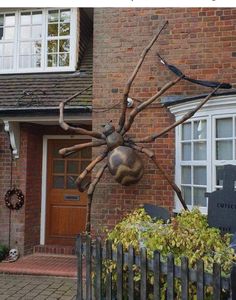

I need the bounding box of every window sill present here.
[0,66,76,75]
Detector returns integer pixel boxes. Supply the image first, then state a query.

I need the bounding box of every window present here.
[0,8,76,73]
[172,95,236,213]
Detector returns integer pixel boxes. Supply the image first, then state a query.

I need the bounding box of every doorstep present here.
[0,253,77,278]
[34,244,75,255]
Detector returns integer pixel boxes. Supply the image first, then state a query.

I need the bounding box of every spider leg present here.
[117,21,168,133]
[85,163,108,233]
[59,102,105,140]
[121,76,183,135]
[125,142,188,211]
[76,151,108,192]
[59,140,106,158]
[130,84,221,143]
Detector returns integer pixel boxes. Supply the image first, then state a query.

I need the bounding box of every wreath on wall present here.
[4,188,24,210]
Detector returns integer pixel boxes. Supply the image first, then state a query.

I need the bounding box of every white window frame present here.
[0,8,77,74]
[171,95,236,214]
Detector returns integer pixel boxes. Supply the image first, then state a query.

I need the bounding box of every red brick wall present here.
[92,8,236,234]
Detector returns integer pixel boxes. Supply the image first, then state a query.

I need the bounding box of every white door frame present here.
[40,134,90,245]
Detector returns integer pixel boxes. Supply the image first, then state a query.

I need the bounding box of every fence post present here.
[181,256,189,300]
[105,239,112,300]
[231,264,236,300]
[95,237,102,300]
[76,235,83,300]
[117,243,123,300]
[140,247,147,300]
[167,253,174,300]
[128,245,135,300]
[213,263,221,300]
[196,259,204,300]
[153,250,160,300]
[86,235,92,300]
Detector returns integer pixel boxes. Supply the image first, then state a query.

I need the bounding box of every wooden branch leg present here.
[85,164,107,233]
[76,151,107,192]
[126,143,188,211]
[59,102,105,140]
[131,84,221,143]
[59,140,106,158]
[117,21,169,133]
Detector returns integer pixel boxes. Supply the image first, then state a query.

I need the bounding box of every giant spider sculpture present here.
[59,21,232,233]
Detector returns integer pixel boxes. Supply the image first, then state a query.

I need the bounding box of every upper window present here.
[172,95,236,214]
[0,8,77,73]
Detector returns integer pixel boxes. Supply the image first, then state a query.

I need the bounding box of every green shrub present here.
[0,244,9,262]
[105,208,236,299]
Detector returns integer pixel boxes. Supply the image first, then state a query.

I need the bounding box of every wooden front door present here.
[46,139,91,245]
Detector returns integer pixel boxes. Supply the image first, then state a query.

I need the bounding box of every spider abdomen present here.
[108,146,144,186]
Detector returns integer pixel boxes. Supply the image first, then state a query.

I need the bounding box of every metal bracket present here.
[4,121,20,159]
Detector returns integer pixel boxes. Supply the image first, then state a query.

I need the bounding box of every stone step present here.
[34,245,75,256]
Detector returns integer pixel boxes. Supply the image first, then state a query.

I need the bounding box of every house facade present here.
[0,7,235,255]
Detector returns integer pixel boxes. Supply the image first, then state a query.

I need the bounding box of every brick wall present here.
[92,8,236,234]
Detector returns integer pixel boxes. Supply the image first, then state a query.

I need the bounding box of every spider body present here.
[59,21,231,232]
[103,123,144,185]
[108,146,144,186]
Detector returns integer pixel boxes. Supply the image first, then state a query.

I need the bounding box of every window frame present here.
[172,95,236,214]
[0,8,77,74]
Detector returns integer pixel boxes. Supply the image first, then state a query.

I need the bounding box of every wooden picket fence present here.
[76,234,236,300]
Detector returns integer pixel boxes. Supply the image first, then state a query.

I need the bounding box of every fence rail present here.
[76,234,236,300]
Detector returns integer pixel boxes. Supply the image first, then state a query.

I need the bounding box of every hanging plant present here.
[4,188,24,210]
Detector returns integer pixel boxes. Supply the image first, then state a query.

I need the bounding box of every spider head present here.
[102,121,115,137]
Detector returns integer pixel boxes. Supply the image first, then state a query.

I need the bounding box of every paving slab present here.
[0,274,77,300]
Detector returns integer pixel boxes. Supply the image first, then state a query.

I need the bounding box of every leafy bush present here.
[105,208,236,299]
[0,244,9,262]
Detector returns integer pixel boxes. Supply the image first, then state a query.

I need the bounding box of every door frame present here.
[40,134,90,245]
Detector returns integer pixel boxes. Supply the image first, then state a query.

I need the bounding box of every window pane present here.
[59,23,70,36]
[0,27,3,40]
[193,120,206,140]
[32,55,41,68]
[19,55,31,68]
[32,11,42,24]
[4,43,13,56]
[20,26,31,39]
[59,53,69,67]
[3,56,13,69]
[66,176,77,189]
[32,41,41,55]
[20,42,31,55]
[67,161,78,173]
[193,166,206,185]
[20,12,31,25]
[182,143,191,161]
[216,140,232,160]
[47,40,58,53]
[60,9,70,22]
[182,186,191,205]
[4,27,14,39]
[216,166,224,186]
[59,39,70,52]
[5,14,15,26]
[0,15,3,26]
[193,141,206,160]
[182,123,191,140]
[193,187,206,206]
[181,166,191,184]
[47,54,58,67]
[216,118,232,138]
[81,148,92,159]
[48,23,58,36]
[31,25,42,39]
[53,160,64,173]
[53,176,64,189]
[48,10,59,23]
